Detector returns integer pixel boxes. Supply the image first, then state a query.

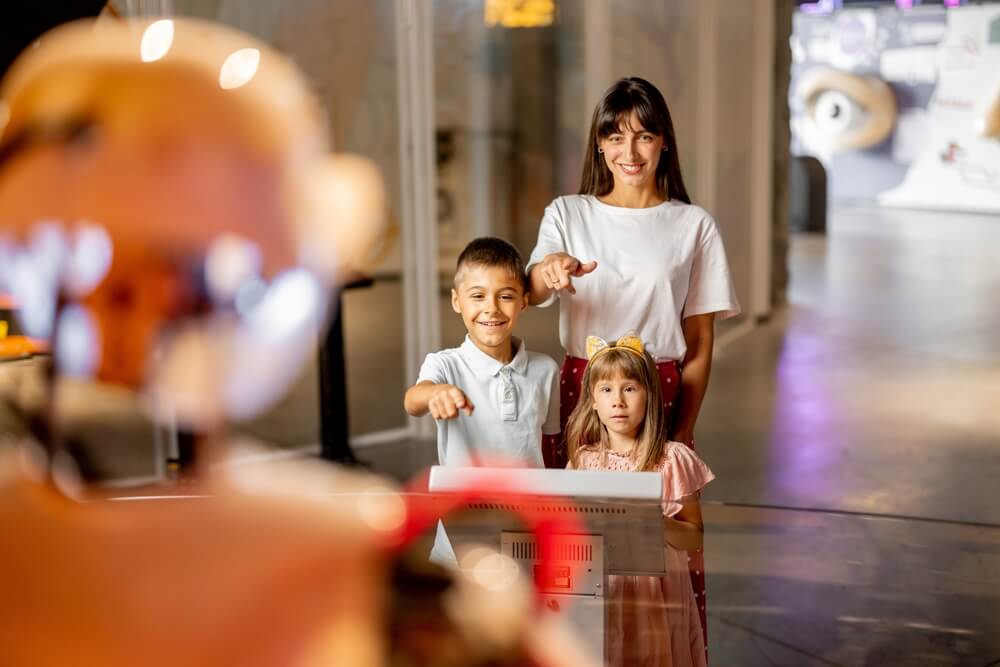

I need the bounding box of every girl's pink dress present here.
[572,443,714,667]
[555,356,710,659]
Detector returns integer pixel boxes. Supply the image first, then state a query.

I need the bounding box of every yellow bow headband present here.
[585,334,646,361]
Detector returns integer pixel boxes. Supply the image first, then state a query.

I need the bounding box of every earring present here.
[662,146,668,152]
[598,148,604,154]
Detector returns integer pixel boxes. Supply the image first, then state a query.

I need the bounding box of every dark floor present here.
[697,207,1000,527]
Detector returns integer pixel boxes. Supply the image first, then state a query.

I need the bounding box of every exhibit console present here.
[430,465,666,659]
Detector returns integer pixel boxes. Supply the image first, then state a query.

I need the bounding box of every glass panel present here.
[431,0,574,359]
[170,0,410,441]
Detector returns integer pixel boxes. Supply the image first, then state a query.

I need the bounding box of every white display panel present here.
[428,465,666,576]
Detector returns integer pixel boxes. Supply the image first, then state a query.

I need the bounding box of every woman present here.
[526,76,740,657]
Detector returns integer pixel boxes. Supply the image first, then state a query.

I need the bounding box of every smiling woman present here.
[526,76,742,660]
[526,77,740,457]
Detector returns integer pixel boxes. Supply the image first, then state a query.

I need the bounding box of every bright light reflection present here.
[65,223,112,297]
[0,236,11,290]
[233,277,268,316]
[140,20,174,63]
[244,268,322,341]
[9,253,56,339]
[205,234,262,304]
[55,304,98,378]
[218,48,260,90]
[484,0,555,27]
[459,546,521,592]
[6,223,68,339]
[357,487,407,533]
[30,222,68,285]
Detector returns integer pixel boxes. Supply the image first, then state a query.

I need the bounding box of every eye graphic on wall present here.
[797,69,898,151]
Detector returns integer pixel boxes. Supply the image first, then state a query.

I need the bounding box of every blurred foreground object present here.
[0,16,387,435]
[0,17,591,666]
[0,445,594,666]
[0,294,47,359]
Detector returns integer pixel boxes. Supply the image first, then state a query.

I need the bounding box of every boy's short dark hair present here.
[455,237,528,292]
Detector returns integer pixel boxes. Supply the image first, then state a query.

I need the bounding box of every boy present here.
[405,236,560,469]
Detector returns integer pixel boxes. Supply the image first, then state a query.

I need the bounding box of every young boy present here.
[405,236,560,469]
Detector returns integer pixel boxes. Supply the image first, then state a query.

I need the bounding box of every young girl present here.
[567,335,713,667]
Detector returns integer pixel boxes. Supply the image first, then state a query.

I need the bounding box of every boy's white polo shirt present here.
[417,335,560,468]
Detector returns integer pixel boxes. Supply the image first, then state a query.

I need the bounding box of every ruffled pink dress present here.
[571,442,714,667]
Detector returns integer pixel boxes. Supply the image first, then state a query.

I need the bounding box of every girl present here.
[527,76,740,651]
[567,335,713,667]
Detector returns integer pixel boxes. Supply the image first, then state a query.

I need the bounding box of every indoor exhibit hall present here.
[1,1,999,666]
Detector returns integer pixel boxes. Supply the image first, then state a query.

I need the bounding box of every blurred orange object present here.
[0,17,386,421]
[0,455,394,667]
[0,16,597,667]
[0,449,597,667]
[0,293,48,359]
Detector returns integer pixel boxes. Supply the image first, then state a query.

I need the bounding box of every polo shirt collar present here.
[459,335,529,378]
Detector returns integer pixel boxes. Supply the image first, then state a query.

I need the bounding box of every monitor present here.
[428,465,666,576]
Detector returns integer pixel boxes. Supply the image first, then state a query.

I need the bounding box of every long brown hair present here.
[578,76,691,204]
[565,347,669,472]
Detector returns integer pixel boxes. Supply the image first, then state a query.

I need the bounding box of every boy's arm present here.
[404,381,474,419]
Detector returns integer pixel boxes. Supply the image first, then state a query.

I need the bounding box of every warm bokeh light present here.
[458,546,521,592]
[357,487,407,533]
[979,88,1000,139]
[484,0,555,28]
[140,19,174,63]
[218,48,260,90]
[204,234,262,304]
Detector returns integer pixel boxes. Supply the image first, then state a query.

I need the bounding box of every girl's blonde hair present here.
[565,347,668,472]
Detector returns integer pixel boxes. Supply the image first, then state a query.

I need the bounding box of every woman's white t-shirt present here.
[527,194,741,362]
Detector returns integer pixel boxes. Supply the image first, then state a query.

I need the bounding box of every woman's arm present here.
[670,312,716,445]
[663,494,704,551]
[527,253,597,306]
[526,262,556,306]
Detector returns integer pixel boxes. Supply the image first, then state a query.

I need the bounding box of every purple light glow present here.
[799,0,841,16]
[895,0,914,10]
[768,317,844,500]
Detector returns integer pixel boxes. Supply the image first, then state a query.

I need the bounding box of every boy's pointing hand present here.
[428,385,475,420]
